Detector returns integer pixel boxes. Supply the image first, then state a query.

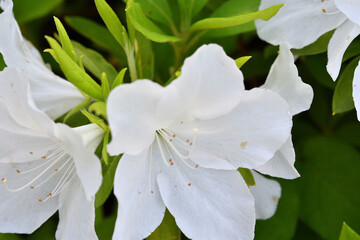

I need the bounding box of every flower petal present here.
[158,44,245,121]
[352,60,360,121]
[263,44,313,115]
[113,147,166,240]
[55,124,102,200]
[334,0,360,25]
[255,137,300,179]
[0,0,84,119]
[56,177,98,240]
[107,80,167,155]
[157,161,255,240]
[175,88,292,170]
[255,0,347,48]
[250,171,281,220]
[327,20,360,80]
[0,162,59,233]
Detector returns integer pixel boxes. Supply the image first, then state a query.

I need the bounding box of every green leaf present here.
[72,41,117,84]
[178,0,208,30]
[102,132,110,165]
[13,0,63,24]
[135,0,174,26]
[205,0,260,38]
[235,56,252,68]
[339,223,360,240]
[65,17,127,62]
[95,155,121,208]
[101,73,110,99]
[0,233,22,240]
[292,30,334,56]
[81,109,109,131]
[255,181,299,240]
[94,0,128,48]
[126,0,181,43]
[188,4,283,32]
[298,136,360,239]
[63,97,92,123]
[46,36,103,100]
[238,168,255,187]
[53,17,77,61]
[89,102,107,120]
[147,210,181,240]
[112,68,128,89]
[0,53,5,71]
[135,31,155,79]
[332,56,360,114]
[343,39,360,62]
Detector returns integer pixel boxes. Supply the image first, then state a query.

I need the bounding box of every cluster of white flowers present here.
[0,0,319,239]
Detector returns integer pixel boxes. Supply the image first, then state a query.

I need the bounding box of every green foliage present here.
[126,0,181,43]
[13,0,63,24]
[0,53,5,71]
[112,68,128,89]
[95,155,121,208]
[238,168,255,187]
[339,223,360,240]
[292,30,334,56]
[188,4,283,32]
[298,136,360,239]
[235,56,252,68]
[332,56,360,115]
[147,210,181,240]
[135,31,155,79]
[81,109,109,131]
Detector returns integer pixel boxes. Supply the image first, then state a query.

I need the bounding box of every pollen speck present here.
[16,169,21,173]
[322,8,326,13]
[30,186,35,189]
[170,162,174,166]
[1,178,6,183]
[29,152,33,155]
[172,134,176,138]
[150,190,154,194]
[195,164,199,168]
[189,142,193,146]
[180,121,183,124]
[41,156,47,159]
[240,141,248,149]
[169,158,172,162]
[188,183,191,186]
[169,139,173,142]
[186,139,190,143]
[55,169,59,172]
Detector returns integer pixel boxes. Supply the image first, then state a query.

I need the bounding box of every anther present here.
[30,186,35,189]
[170,162,174,166]
[189,142,193,146]
[1,178,6,183]
[150,190,154,194]
[322,9,327,13]
[38,199,43,202]
[188,183,191,186]
[16,169,21,173]
[55,169,59,172]
[169,159,172,162]
[47,193,53,197]
[186,139,190,143]
[41,156,47,159]
[180,121,183,124]
[195,164,198,168]
[29,152,33,155]
[172,134,176,138]
[169,139,173,142]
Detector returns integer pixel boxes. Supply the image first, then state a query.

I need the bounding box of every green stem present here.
[125,47,138,82]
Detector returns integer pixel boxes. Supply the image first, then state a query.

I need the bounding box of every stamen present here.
[155,134,171,167]
[1,178,6,183]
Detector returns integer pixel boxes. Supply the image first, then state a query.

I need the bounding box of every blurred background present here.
[1,0,360,239]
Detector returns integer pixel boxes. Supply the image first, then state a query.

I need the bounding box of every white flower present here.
[0,0,85,119]
[107,44,292,240]
[249,44,313,219]
[0,66,103,239]
[255,0,360,119]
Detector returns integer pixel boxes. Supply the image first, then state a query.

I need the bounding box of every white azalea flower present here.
[250,44,313,219]
[107,44,292,240]
[0,66,103,239]
[0,0,85,119]
[255,0,360,119]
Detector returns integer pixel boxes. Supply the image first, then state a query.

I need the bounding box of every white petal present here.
[158,44,245,121]
[73,124,105,153]
[255,137,300,179]
[334,0,360,25]
[250,171,281,220]
[0,67,57,163]
[157,161,255,240]
[0,0,84,119]
[262,44,313,115]
[113,147,166,240]
[176,88,292,170]
[327,20,360,80]
[352,60,360,121]
[56,177,98,240]
[107,80,167,155]
[255,0,347,48]
[0,162,59,233]
[55,124,102,200]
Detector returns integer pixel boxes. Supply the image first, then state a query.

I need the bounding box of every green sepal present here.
[188,4,283,32]
[94,0,128,48]
[235,56,252,68]
[53,17,78,62]
[147,210,181,240]
[339,222,360,240]
[46,36,103,100]
[63,97,92,123]
[101,72,110,99]
[102,131,110,166]
[112,68,127,89]
[126,0,181,43]
[44,49,59,63]
[95,154,121,208]
[238,168,256,187]
[81,109,109,131]
[88,102,108,120]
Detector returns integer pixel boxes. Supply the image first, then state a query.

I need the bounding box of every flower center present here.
[1,145,76,203]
